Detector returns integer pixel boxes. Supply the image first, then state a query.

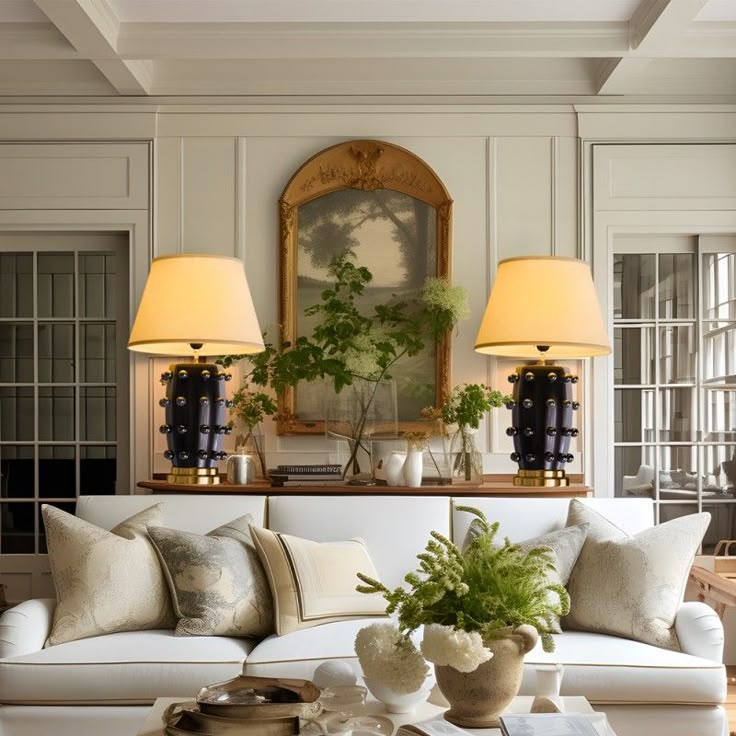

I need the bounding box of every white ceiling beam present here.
[32,0,152,94]
[596,0,710,94]
[630,0,709,49]
[0,23,79,59]
[117,21,630,60]
[595,57,651,95]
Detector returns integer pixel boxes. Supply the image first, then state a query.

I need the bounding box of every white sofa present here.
[0,494,727,736]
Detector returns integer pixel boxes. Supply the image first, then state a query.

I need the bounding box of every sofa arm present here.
[675,601,724,662]
[0,599,55,659]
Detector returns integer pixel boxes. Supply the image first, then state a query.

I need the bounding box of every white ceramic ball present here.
[312,660,358,689]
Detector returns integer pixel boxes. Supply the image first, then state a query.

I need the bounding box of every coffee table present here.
[137,694,601,735]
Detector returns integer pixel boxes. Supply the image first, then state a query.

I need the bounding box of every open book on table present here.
[397,713,615,736]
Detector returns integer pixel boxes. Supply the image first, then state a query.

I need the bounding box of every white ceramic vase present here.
[402,449,424,488]
[363,675,434,714]
[384,451,406,487]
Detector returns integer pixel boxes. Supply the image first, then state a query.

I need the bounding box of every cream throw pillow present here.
[250,526,387,635]
[564,499,710,650]
[148,514,274,638]
[43,504,176,646]
[463,519,588,633]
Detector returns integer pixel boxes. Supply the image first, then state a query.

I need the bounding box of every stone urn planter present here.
[434,624,539,728]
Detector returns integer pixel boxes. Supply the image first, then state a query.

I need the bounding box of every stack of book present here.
[268,464,344,487]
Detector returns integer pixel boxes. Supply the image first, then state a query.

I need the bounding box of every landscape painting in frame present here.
[278,139,452,435]
[295,188,437,422]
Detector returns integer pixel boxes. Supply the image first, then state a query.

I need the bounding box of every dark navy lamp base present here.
[158,362,233,485]
[506,364,579,488]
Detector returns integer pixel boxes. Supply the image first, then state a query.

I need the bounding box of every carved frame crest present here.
[278,139,453,435]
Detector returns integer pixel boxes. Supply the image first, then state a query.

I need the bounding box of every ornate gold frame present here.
[278,139,453,435]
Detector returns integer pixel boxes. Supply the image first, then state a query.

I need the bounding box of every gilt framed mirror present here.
[278,139,452,435]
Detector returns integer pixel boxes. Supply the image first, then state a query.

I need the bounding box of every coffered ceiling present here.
[0,0,735,99]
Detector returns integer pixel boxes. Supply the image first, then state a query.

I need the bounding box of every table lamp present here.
[128,254,264,484]
[474,256,610,487]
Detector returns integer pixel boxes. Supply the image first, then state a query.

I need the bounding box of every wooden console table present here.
[137,479,591,498]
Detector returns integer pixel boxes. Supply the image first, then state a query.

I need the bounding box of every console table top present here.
[137,479,591,498]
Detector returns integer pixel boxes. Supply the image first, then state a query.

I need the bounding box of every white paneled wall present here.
[151,117,579,475]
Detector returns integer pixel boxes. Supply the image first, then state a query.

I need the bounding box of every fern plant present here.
[357,506,569,653]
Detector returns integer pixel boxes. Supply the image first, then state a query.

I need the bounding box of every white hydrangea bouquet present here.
[354,622,430,695]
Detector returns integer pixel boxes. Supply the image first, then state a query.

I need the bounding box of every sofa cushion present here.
[244,622,724,706]
[251,527,386,635]
[148,514,274,638]
[265,496,451,590]
[523,631,725,706]
[0,630,254,705]
[43,504,176,646]
[564,500,710,650]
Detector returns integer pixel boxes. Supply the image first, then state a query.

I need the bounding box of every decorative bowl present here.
[362,676,434,714]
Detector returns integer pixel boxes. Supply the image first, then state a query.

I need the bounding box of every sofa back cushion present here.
[451,497,654,545]
[76,494,268,532]
[266,496,451,590]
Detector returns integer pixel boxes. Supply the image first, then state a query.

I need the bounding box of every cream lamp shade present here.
[474,255,611,359]
[128,254,265,356]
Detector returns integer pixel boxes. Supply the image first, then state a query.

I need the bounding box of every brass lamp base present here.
[166,467,221,485]
[513,469,569,488]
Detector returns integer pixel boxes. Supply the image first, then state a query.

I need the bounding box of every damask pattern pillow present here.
[463,519,588,632]
[148,514,274,638]
[564,499,710,650]
[43,504,176,646]
[250,526,387,636]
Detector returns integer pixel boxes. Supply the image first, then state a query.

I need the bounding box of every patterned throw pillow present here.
[463,518,588,632]
[43,504,176,646]
[148,515,274,638]
[564,499,710,650]
[250,526,387,636]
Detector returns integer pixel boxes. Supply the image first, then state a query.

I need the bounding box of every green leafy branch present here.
[357,506,569,653]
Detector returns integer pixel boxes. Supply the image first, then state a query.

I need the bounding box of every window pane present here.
[0,324,33,383]
[657,502,699,529]
[80,446,116,495]
[615,446,655,497]
[38,253,74,318]
[39,446,75,499]
[38,323,75,383]
[38,502,75,554]
[1,502,34,553]
[705,445,736,495]
[705,389,736,441]
[658,254,695,319]
[0,253,33,318]
[79,253,117,319]
[659,325,695,384]
[38,387,74,441]
[613,254,655,319]
[703,252,736,321]
[659,388,696,443]
[0,387,34,441]
[703,322,736,383]
[658,446,698,496]
[80,387,115,441]
[615,389,655,443]
[614,327,655,384]
[702,503,736,554]
[0,446,34,498]
[80,323,115,383]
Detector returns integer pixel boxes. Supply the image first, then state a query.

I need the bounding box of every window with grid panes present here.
[0,235,128,555]
[613,236,736,552]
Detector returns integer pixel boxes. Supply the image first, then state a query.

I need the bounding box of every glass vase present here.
[325,378,398,484]
[235,427,266,479]
[449,426,483,485]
